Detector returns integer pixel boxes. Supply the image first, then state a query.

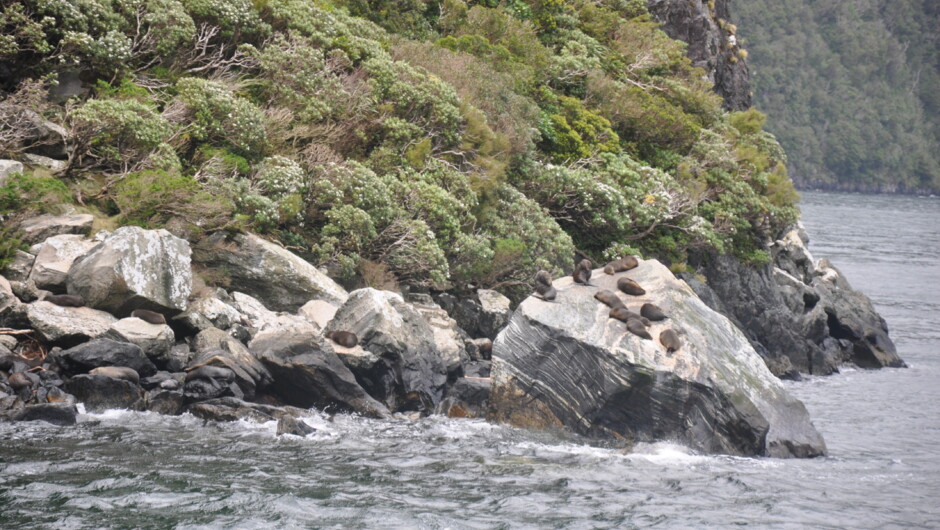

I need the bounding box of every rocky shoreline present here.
[0,214,900,458]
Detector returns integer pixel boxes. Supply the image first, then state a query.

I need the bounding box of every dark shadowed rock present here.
[438,377,490,419]
[64,374,144,412]
[146,389,185,415]
[191,232,347,312]
[105,317,175,367]
[183,365,242,402]
[253,331,389,418]
[327,289,447,413]
[190,327,272,399]
[53,338,157,378]
[489,259,827,458]
[9,403,77,425]
[66,226,191,315]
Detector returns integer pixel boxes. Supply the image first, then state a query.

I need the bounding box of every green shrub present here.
[113,170,234,232]
[69,98,175,173]
[173,77,266,155]
[0,171,72,215]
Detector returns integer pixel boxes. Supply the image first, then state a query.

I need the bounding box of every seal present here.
[90,366,140,385]
[185,365,235,382]
[625,319,653,340]
[573,259,593,285]
[594,290,625,309]
[660,329,681,353]
[130,308,166,325]
[7,371,33,391]
[42,293,85,307]
[609,306,642,323]
[603,256,639,275]
[326,330,358,348]
[617,277,646,296]
[533,270,557,301]
[640,303,667,321]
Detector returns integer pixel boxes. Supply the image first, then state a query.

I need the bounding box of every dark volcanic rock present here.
[64,374,144,412]
[438,377,490,419]
[489,259,827,458]
[146,389,185,415]
[647,0,751,110]
[53,338,157,378]
[183,365,241,402]
[254,331,389,418]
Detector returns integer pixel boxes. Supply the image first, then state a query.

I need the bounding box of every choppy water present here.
[2,191,939,528]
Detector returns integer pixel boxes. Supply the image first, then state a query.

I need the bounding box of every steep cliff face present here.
[647,0,751,110]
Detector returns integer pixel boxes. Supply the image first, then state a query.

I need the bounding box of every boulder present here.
[64,374,145,412]
[0,160,24,186]
[2,250,36,282]
[105,317,175,368]
[686,224,903,375]
[22,153,67,171]
[52,338,157,378]
[233,292,318,343]
[18,214,94,245]
[489,259,827,458]
[192,232,347,312]
[408,293,468,379]
[190,327,272,399]
[26,301,117,347]
[277,415,316,436]
[187,397,307,423]
[327,288,447,413]
[175,292,242,333]
[8,403,77,425]
[297,299,339,330]
[146,389,185,415]
[0,275,20,323]
[27,234,98,292]
[438,377,490,419]
[435,289,512,340]
[67,226,192,315]
[182,365,241,402]
[253,331,389,418]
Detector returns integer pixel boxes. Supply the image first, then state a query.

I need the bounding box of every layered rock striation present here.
[489,259,827,458]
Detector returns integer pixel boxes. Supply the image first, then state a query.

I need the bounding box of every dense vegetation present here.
[736,0,940,192]
[0,0,798,298]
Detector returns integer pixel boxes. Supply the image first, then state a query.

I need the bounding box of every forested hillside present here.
[1,0,797,299]
[736,0,940,192]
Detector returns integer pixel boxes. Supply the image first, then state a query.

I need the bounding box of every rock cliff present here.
[648,0,751,110]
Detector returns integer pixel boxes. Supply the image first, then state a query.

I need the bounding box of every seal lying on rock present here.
[533,270,557,301]
[185,365,235,382]
[42,294,85,307]
[659,329,682,353]
[603,256,639,275]
[594,290,625,309]
[130,309,166,325]
[625,319,653,340]
[325,330,358,348]
[90,366,140,385]
[609,307,650,327]
[640,303,667,321]
[573,259,593,286]
[617,277,646,296]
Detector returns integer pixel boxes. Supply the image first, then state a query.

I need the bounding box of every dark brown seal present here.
[594,290,625,309]
[625,319,653,340]
[660,329,682,353]
[131,309,166,325]
[185,365,235,382]
[326,330,359,348]
[603,256,639,275]
[640,303,667,321]
[7,371,33,391]
[573,259,593,285]
[609,307,642,323]
[617,277,646,296]
[533,270,557,301]
[43,294,85,307]
[90,366,140,385]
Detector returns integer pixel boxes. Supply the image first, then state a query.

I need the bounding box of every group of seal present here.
[531,256,682,353]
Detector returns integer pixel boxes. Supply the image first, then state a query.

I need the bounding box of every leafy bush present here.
[171,77,266,156]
